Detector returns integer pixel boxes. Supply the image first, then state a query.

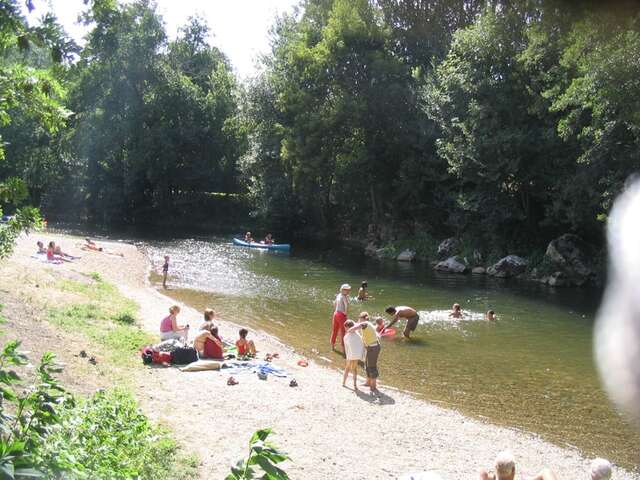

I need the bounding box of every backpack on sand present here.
[171,347,198,365]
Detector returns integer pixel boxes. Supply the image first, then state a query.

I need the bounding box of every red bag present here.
[151,350,172,364]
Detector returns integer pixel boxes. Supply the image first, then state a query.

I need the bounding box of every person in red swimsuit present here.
[202,326,224,359]
[236,328,257,357]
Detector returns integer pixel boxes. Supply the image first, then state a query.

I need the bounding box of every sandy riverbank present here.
[2,232,638,479]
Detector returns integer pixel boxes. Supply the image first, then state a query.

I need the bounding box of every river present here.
[143,236,639,469]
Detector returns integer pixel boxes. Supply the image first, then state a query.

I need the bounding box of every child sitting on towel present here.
[236,328,256,357]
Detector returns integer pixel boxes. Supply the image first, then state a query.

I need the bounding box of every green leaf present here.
[0,461,15,480]
[249,429,271,445]
[253,456,289,480]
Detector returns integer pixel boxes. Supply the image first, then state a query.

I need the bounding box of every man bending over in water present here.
[384,305,419,338]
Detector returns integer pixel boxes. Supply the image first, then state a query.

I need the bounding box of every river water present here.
[144,237,639,469]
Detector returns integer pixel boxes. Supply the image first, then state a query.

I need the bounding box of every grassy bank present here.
[0,269,197,478]
[49,273,153,367]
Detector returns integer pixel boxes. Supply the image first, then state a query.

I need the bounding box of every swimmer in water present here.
[485,310,496,321]
[449,303,463,319]
[357,281,369,301]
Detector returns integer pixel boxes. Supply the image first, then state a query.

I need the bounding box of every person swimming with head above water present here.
[485,310,496,321]
[449,303,463,319]
[357,281,369,301]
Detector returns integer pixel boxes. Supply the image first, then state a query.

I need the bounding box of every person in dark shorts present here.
[384,305,419,338]
[162,255,169,289]
[348,312,381,394]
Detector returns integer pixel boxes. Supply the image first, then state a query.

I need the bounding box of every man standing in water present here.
[384,305,420,338]
[331,284,351,351]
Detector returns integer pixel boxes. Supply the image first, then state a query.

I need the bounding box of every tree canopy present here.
[2,0,639,256]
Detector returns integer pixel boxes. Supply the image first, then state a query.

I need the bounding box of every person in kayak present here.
[244,231,254,243]
[384,305,420,338]
[264,233,274,245]
[330,283,351,351]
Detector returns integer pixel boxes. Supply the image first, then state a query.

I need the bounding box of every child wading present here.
[162,255,170,289]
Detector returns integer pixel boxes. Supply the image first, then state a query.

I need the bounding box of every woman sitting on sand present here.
[159,305,189,341]
[47,241,72,263]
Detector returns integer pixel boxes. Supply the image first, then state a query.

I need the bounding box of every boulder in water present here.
[471,266,486,275]
[437,237,461,259]
[545,234,595,286]
[487,255,528,278]
[397,249,417,262]
[548,271,572,287]
[434,256,468,273]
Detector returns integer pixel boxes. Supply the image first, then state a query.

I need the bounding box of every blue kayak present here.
[233,238,290,251]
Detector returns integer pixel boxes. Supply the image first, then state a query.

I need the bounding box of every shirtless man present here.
[193,323,223,359]
[384,305,420,338]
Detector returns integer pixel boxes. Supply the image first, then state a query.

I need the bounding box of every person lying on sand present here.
[478,451,557,480]
[384,305,419,338]
[36,241,47,254]
[80,237,124,257]
[53,243,75,259]
[236,328,256,357]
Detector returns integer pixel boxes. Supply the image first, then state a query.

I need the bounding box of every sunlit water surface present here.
[143,237,639,469]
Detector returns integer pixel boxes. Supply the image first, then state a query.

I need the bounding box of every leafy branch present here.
[226,428,290,480]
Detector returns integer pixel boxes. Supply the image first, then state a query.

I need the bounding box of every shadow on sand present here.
[355,388,395,405]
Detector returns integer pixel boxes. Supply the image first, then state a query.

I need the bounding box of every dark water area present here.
[136,235,636,469]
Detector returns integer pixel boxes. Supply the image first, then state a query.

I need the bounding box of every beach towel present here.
[251,361,288,378]
[180,360,223,372]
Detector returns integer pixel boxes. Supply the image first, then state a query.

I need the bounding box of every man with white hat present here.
[330,283,351,351]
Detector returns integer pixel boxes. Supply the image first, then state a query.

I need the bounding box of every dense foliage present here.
[2,0,640,252]
[0,338,190,479]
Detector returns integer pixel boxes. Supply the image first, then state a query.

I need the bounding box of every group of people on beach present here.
[158,304,257,360]
[35,237,120,263]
